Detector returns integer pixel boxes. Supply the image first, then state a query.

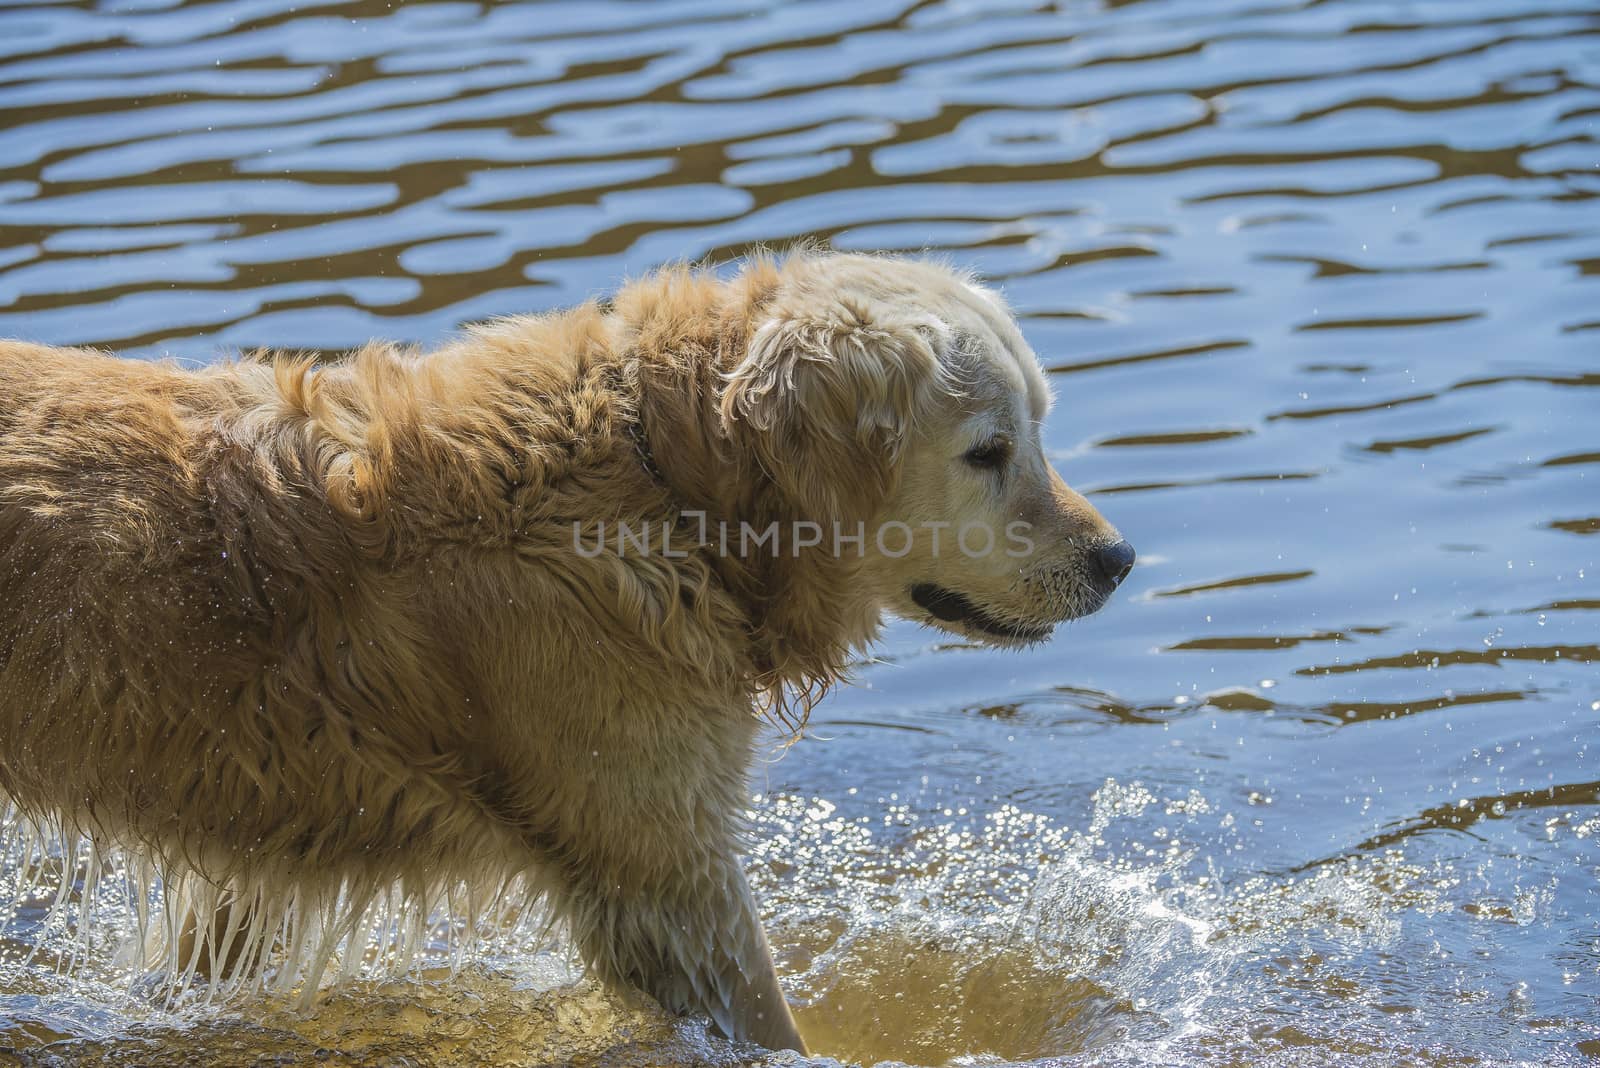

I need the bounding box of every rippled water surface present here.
[2,0,1598,1064]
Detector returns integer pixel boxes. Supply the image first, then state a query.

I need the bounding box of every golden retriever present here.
[0,251,1132,1053]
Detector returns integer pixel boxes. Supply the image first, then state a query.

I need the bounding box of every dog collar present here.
[624,405,668,487]
[610,361,670,489]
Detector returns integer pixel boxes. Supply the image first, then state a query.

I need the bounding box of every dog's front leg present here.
[562,846,806,1054]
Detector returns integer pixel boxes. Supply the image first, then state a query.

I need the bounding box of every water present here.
[1,0,1597,1064]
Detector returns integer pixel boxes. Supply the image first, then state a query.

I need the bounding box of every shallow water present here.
[1,0,1598,1064]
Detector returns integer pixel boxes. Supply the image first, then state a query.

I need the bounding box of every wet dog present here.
[0,251,1131,1052]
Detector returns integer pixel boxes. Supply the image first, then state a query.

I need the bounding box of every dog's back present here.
[0,342,518,931]
[0,344,229,812]
[2,345,252,843]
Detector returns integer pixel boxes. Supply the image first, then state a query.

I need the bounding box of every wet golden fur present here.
[0,251,1125,1053]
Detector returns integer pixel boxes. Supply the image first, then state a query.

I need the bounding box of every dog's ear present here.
[721,296,946,520]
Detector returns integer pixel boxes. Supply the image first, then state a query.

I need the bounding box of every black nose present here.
[1092,539,1136,592]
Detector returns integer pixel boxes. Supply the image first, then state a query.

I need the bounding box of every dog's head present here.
[722,252,1134,647]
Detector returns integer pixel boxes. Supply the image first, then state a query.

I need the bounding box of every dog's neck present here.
[611,269,780,531]
[621,362,753,530]
[615,285,881,716]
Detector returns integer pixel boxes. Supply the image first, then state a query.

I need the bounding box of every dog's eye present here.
[964,438,1011,470]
